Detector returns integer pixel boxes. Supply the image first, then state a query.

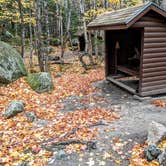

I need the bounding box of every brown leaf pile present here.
[0,67,120,165]
[152,100,166,107]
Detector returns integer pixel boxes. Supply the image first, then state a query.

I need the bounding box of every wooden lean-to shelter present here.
[88,2,166,97]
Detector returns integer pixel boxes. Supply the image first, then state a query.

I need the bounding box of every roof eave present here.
[87,23,127,30]
[87,2,166,31]
[126,2,166,26]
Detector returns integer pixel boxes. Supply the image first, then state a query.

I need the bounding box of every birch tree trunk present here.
[80,0,88,53]
[103,0,109,9]
[29,4,33,69]
[161,0,166,9]
[60,14,64,58]
[17,0,25,58]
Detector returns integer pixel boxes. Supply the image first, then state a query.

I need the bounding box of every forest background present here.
[0,0,165,71]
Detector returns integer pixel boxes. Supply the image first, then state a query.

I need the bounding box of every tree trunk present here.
[44,0,50,72]
[35,0,45,72]
[80,0,88,53]
[17,0,25,58]
[29,4,33,69]
[94,32,98,57]
[60,15,64,58]
[161,0,166,10]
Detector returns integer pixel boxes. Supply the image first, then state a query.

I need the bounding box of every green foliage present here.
[124,0,143,7]
[50,38,61,46]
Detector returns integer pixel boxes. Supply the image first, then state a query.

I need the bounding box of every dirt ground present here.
[48,80,166,166]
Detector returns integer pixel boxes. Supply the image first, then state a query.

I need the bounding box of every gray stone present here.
[147,121,166,145]
[144,145,162,162]
[4,101,24,118]
[25,111,36,122]
[158,153,166,166]
[18,161,28,166]
[0,41,27,84]
[48,55,60,61]
[55,150,67,160]
[34,119,49,126]
[27,72,54,93]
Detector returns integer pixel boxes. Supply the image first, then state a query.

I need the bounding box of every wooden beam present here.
[144,27,166,32]
[144,32,166,38]
[142,75,166,83]
[142,79,166,87]
[143,66,166,73]
[144,42,166,48]
[144,38,166,43]
[144,47,166,53]
[117,66,139,76]
[140,88,166,96]
[132,21,166,28]
[143,52,166,59]
[106,76,136,94]
[140,16,166,22]
[143,57,166,64]
[87,24,127,30]
[143,62,166,68]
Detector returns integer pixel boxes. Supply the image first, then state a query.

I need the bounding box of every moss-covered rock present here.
[27,72,54,93]
[0,41,27,83]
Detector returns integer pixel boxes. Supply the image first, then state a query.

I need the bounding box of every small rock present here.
[4,101,24,118]
[158,153,166,166]
[144,145,162,162]
[147,121,166,145]
[25,111,36,122]
[18,161,28,166]
[34,119,49,126]
[55,150,67,159]
[55,73,62,78]
[48,55,60,61]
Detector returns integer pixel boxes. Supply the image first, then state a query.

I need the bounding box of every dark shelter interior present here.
[106,28,142,92]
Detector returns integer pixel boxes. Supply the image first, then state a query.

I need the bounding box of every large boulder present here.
[4,101,24,118]
[147,121,166,145]
[0,41,27,83]
[27,72,54,93]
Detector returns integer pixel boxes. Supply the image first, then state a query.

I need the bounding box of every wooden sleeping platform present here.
[117,65,139,77]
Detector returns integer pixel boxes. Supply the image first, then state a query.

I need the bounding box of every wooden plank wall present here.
[137,12,166,96]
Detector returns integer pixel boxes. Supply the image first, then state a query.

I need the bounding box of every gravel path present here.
[48,80,166,166]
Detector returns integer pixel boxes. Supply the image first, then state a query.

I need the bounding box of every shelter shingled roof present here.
[87,2,166,30]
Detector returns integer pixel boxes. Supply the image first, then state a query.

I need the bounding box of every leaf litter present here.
[0,67,121,165]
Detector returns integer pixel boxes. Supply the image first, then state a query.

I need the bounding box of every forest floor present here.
[0,53,166,166]
[48,79,166,166]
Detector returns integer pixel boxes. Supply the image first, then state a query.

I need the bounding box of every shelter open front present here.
[88,2,166,96]
[105,28,142,94]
